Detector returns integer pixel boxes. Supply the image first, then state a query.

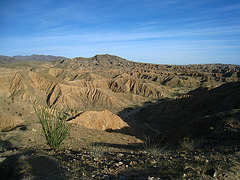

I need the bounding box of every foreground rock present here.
[69,110,131,134]
[0,112,24,131]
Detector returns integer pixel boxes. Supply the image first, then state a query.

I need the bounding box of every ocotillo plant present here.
[34,105,72,150]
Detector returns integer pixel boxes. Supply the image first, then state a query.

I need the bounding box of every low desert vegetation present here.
[34,105,72,150]
[143,135,167,156]
[62,105,81,119]
[89,143,107,158]
[179,137,195,151]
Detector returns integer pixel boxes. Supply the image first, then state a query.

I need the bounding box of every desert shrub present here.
[34,106,72,150]
[90,143,106,158]
[180,137,195,151]
[143,135,167,156]
[62,105,80,118]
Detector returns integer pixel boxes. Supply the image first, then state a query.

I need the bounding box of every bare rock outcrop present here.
[109,77,164,98]
[0,68,17,97]
[29,71,56,95]
[162,76,200,87]
[48,68,64,77]
[69,110,130,133]
[8,71,53,105]
[0,112,24,131]
[46,84,122,108]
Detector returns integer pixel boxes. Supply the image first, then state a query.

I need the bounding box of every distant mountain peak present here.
[72,54,133,66]
[13,54,67,61]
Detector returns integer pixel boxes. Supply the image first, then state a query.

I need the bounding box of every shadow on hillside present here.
[114,99,167,140]
[105,125,146,140]
[0,140,68,180]
[113,82,240,147]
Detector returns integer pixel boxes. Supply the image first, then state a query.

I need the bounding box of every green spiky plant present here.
[34,105,72,150]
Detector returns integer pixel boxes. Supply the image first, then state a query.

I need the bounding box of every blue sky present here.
[0,0,240,65]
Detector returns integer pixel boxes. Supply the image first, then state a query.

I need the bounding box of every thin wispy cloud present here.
[0,0,239,65]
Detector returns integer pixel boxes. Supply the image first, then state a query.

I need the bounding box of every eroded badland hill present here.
[0,54,239,179]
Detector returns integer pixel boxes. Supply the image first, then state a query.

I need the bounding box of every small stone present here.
[130,161,137,166]
[28,138,34,142]
[117,153,124,158]
[150,159,156,164]
[4,150,13,155]
[0,157,6,163]
[19,155,26,160]
[115,161,123,167]
[205,168,218,177]
[194,156,200,160]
